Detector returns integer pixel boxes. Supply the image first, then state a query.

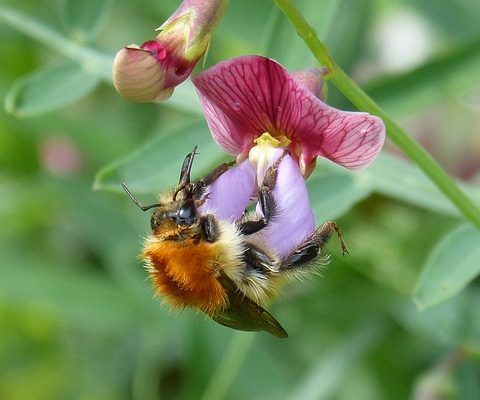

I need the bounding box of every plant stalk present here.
[274,0,480,228]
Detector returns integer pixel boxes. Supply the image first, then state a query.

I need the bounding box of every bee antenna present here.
[174,145,198,200]
[121,183,161,212]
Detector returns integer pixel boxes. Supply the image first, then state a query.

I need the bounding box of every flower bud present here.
[113,0,228,102]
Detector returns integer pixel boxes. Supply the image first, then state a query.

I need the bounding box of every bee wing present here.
[210,274,288,338]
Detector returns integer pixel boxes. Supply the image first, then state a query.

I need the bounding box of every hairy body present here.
[123,148,346,337]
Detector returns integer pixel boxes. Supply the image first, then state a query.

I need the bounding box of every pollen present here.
[254,132,291,148]
[143,238,228,314]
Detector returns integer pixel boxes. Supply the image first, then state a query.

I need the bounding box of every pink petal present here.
[192,55,385,170]
[291,68,327,100]
[198,159,255,220]
[196,93,250,155]
[255,151,315,259]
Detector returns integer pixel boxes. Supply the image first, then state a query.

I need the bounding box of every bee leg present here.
[200,161,236,186]
[242,245,277,274]
[282,221,348,269]
[238,152,286,236]
[238,186,275,235]
[200,214,219,242]
[315,221,349,256]
[282,242,320,267]
[193,160,236,201]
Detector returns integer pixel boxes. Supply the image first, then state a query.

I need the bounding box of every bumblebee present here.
[122,147,347,338]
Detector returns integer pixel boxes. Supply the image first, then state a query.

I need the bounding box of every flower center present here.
[249,132,289,187]
[254,132,291,148]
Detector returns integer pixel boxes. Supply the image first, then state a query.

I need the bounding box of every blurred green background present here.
[1,0,480,399]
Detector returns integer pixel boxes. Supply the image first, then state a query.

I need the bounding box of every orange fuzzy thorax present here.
[143,237,228,314]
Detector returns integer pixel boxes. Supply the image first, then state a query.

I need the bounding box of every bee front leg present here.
[237,152,286,236]
[200,214,219,242]
[200,161,236,186]
[282,221,348,270]
[237,186,275,235]
[193,161,236,201]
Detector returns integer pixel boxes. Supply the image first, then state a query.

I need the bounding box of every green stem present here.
[274,0,480,228]
[200,332,255,400]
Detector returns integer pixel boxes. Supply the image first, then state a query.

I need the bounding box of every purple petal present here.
[255,153,315,259]
[193,55,385,170]
[198,159,255,220]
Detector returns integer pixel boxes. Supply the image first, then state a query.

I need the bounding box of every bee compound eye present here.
[176,201,196,225]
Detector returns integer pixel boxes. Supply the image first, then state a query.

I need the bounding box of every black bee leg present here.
[200,160,236,186]
[238,152,287,236]
[283,242,320,267]
[242,245,277,274]
[193,160,236,201]
[200,214,219,242]
[238,187,275,235]
[282,221,348,269]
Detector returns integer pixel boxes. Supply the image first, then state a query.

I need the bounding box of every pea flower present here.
[192,55,385,176]
[113,0,228,102]
[194,55,385,259]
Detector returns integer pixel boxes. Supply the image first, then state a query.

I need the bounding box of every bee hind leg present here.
[242,245,278,274]
[282,221,348,270]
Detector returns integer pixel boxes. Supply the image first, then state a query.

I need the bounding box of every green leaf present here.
[405,0,480,40]
[5,61,99,117]
[362,153,475,216]
[94,120,227,193]
[308,170,372,221]
[364,37,480,117]
[166,80,203,115]
[0,246,153,333]
[262,0,341,69]
[61,0,111,43]
[324,0,373,72]
[218,0,277,55]
[414,223,480,309]
[0,6,113,80]
[311,152,480,219]
[394,289,480,348]
[286,322,384,400]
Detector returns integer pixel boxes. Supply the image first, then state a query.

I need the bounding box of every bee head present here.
[122,146,200,232]
[148,197,197,231]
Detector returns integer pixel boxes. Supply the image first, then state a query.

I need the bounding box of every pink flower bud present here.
[113,0,228,102]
